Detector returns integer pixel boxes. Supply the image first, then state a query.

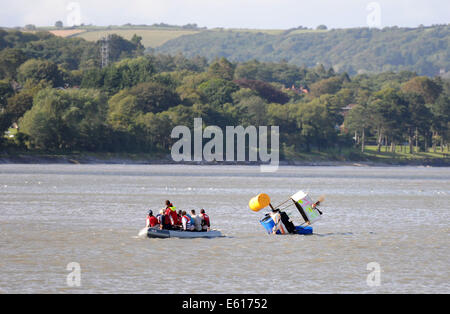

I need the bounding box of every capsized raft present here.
[260,215,313,235]
[142,227,223,239]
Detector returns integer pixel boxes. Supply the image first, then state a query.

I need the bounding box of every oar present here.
[313,195,325,215]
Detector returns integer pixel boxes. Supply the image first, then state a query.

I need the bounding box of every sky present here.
[0,0,448,29]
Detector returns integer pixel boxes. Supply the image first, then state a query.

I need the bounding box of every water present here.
[0,164,449,294]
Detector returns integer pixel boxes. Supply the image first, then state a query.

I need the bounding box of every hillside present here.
[25,24,450,77]
[156,25,450,76]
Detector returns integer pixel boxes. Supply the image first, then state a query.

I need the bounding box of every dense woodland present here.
[157,25,450,77]
[0,29,449,160]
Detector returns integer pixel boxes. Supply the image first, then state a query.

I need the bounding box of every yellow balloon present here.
[249,193,271,212]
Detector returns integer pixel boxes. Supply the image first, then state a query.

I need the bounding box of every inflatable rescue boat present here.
[140,227,223,239]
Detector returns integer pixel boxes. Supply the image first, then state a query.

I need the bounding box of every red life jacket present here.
[164,207,179,225]
[147,215,158,227]
[201,213,210,227]
[182,215,192,229]
[164,208,172,224]
[170,209,178,225]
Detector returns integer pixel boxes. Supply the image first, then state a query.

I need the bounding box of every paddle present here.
[313,195,325,215]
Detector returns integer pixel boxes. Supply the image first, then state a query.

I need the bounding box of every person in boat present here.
[191,209,203,232]
[181,210,195,231]
[146,210,159,228]
[199,209,210,232]
[163,200,179,229]
[186,210,193,225]
[156,209,164,228]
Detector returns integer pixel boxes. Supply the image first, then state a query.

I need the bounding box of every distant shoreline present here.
[0,153,448,167]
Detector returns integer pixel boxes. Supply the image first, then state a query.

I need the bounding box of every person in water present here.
[278,209,297,233]
[269,208,286,234]
[146,210,159,228]
[181,210,194,231]
[312,200,323,215]
[191,209,203,232]
[199,209,210,232]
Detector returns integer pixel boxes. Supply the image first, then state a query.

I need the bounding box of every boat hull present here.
[146,227,223,239]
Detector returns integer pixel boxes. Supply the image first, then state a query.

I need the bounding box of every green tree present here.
[107,34,143,62]
[198,78,239,107]
[130,34,145,55]
[20,88,109,151]
[208,57,235,81]
[5,91,34,123]
[235,95,267,126]
[130,81,181,113]
[401,76,442,104]
[233,79,289,104]
[344,105,370,152]
[0,48,27,79]
[309,76,344,97]
[135,111,173,151]
[428,93,450,151]
[107,90,138,132]
[24,25,36,31]
[0,80,14,110]
[369,88,408,152]
[0,111,12,146]
[17,59,64,87]
[296,98,338,151]
[402,92,432,153]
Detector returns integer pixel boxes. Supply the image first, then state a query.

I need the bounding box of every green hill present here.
[6,24,450,77]
[156,25,450,76]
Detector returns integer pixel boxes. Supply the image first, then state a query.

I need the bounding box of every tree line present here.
[0,30,448,159]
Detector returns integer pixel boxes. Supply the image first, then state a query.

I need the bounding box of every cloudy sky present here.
[1,0,448,29]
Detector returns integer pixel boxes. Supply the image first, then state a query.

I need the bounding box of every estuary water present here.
[0,164,449,294]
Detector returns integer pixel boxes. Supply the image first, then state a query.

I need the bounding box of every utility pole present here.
[100,35,110,68]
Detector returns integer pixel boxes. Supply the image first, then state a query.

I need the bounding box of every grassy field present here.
[287,29,329,35]
[26,25,329,48]
[73,29,200,48]
[3,128,17,139]
[363,145,449,160]
[281,144,449,164]
[48,29,87,37]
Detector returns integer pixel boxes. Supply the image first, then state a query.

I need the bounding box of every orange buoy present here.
[249,193,271,212]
